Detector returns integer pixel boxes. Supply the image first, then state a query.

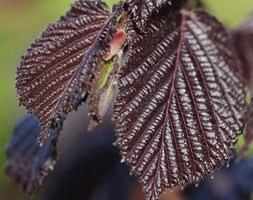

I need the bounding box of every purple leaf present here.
[239,99,253,158]
[233,13,253,159]
[124,0,173,30]
[16,0,122,144]
[233,13,253,91]
[113,8,246,200]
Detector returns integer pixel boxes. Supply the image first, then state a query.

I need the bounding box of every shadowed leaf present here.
[113,8,246,200]
[16,0,122,144]
[5,115,60,196]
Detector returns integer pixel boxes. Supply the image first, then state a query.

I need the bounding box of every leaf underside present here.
[5,116,60,196]
[124,0,172,30]
[113,8,246,200]
[16,0,120,144]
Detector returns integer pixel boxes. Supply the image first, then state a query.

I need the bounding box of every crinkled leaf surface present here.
[113,8,246,200]
[16,0,121,144]
[124,0,173,30]
[5,115,60,196]
[233,14,253,91]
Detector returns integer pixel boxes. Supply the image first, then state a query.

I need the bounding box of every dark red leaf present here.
[233,13,253,91]
[124,0,173,30]
[239,100,253,159]
[113,8,246,200]
[16,0,122,144]
[5,115,60,196]
[233,13,253,159]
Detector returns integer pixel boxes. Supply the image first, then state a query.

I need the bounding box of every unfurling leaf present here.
[113,8,246,200]
[88,57,120,131]
[233,13,253,91]
[5,116,60,196]
[103,28,127,61]
[124,0,173,30]
[88,27,126,130]
[16,0,122,145]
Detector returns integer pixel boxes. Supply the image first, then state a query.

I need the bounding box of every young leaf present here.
[124,0,173,30]
[233,13,253,91]
[113,8,246,200]
[88,57,120,131]
[88,28,126,130]
[103,28,127,61]
[5,115,60,196]
[16,0,122,144]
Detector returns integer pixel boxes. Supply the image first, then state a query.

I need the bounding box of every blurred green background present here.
[0,0,253,199]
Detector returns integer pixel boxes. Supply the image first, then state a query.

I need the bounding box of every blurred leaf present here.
[184,157,253,200]
[5,115,60,196]
[233,13,253,158]
[233,13,253,91]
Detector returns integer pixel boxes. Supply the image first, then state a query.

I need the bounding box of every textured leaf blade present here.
[5,116,60,196]
[16,0,121,144]
[124,0,172,30]
[113,8,246,200]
